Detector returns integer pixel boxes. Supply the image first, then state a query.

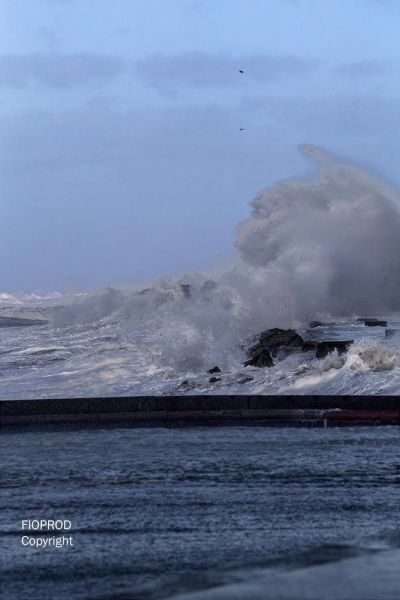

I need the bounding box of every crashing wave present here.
[50,145,400,371]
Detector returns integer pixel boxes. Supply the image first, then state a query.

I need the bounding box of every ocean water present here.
[0,302,399,398]
[1,427,400,599]
[1,145,400,398]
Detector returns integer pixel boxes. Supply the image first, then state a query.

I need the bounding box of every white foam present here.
[49,146,400,375]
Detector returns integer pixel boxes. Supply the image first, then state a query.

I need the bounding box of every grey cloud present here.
[0,53,124,88]
[335,60,392,78]
[2,95,399,176]
[0,104,283,289]
[134,51,316,91]
[0,104,241,172]
[36,27,61,52]
[241,94,400,137]
[1,100,399,291]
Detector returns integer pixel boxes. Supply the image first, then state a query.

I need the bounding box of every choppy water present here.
[1,427,400,599]
[2,144,400,399]
[0,311,399,398]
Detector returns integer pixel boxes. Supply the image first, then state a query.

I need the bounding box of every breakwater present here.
[1,396,400,429]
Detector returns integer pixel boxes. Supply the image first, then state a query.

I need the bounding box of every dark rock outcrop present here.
[245,327,355,367]
[209,377,221,383]
[244,328,303,368]
[303,340,354,358]
[385,329,398,338]
[315,340,353,359]
[238,376,254,384]
[0,316,48,328]
[309,321,336,328]
[208,366,221,374]
[357,317,377,323]
[180,284,191,298]
[357,318,387,326]
[201,280,217,293]
[245,349,274,368]
[179,380,196,390]
[302,341,318,352]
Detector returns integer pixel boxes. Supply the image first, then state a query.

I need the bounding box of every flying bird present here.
[239,70,244,73]
[240,128,244,131]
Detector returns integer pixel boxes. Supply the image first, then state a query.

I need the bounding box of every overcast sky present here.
[1,0,400,292]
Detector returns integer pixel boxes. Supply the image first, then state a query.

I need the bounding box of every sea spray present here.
[236,145,400,316]
[51,145,400,372]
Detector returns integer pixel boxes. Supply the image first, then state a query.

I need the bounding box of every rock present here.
[309,321,336,328]
[0,307,49,328]
[209,377,221,383]
[180,284,191,298]
[244,328,354,366]
[0,316,48,328]
[244,328,303,368]
[244,349,274,368]
[208,366,221,374]
[255,328,303,355]
[179,380,196,390]
[303,339,353,358]
[201,280,217,293]
[238,376,254,384]
[357,317,387,326]
[315,340,353,359]
[302,341,318,352]
[385,329,398,338]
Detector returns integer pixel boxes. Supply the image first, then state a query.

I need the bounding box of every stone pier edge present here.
[1,396,400,429]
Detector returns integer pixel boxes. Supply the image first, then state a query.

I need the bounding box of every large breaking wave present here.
[52,145,400,371]
[237,144,400,316]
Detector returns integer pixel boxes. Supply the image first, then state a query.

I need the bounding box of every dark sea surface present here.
[1,427,400,599]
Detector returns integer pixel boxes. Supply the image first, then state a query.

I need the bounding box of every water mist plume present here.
[53,145,400,371]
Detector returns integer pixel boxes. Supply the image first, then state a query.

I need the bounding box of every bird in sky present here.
[239,69,244,73]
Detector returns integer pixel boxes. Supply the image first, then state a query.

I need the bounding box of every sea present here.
[0,290,399,398]
[1,426,400,599]
[1,145,400,398]
[1,147,400,599]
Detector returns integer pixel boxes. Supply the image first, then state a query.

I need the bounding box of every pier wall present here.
[1,396,400,429]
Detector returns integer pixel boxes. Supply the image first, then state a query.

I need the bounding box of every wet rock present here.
[244,328,303,368]
[238,376,254,384]
[179,380,196,390]
[0,316,48,328]
[254,328,303,355]
[0,306,49,327]
[180,284,191,298]
[302,341,318,352]
[244,349,274,368]
[357,317,377,323]
[315,340,353,359]
[209,377,221,383]
[201,280,217,293]
[208,366,221,374]
[137,288,151,295]
[309,321,336,328]
[385,329,398,338]
[357,317,387,326]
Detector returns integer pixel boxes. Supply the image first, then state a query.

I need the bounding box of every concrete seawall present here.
[1,396,400,429]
